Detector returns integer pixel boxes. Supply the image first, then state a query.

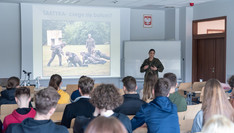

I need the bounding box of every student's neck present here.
[81,94,90,97]
[34,113,51,120]
[149,57,153,61]
[18,104,29,108]
[100,110,114,117]
[125,91,137,94]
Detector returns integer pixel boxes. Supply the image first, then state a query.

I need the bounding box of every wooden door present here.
[195,38,225,82]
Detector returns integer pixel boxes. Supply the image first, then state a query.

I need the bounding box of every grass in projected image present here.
[43,45,110,77]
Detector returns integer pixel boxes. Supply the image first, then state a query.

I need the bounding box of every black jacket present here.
[0,88,16,105]
[74,112,132,133]
[5,118,68,133]
[114,94,146,115]
[61,97,95,128]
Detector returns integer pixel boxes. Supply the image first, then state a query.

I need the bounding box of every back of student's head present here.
[15,87,30,99]
[78,76,94,95]
[35,87,60,115]
[143,72,158,101]
[90,84,123,110]
[85,116,127,133]
[122,76,136,92]
[202,115,234,133]
[7,76,20,89]
[154,78,171,97]
[49,74,62,90]
[202,79,234,124]
[163,73,177,87]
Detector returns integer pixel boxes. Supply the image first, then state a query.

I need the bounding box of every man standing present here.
[114,76,145,115]
[47,38,66,67]
[86,34,95,55]
[140,49,164,79]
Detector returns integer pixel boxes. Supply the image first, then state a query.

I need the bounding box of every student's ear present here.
[27,97,32,103]
[123,86,127,92]
[15,97,19,103]
[135,86,138,91]
[59,82,63,87]
[78,88,83,96]
[152,89,155,98]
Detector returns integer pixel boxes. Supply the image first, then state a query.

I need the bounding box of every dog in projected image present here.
[65,52,88,67]
[80,49,110,65]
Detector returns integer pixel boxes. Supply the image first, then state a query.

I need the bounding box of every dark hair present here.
[122,76,136,92]
[49,74,62,90]
[90,84,123,110]
[154,78,171,97]
[228,75,234,89]
[78,76,94,95]
[163,73,177,87]
[35,87,60,115]
[85,116,127,133]
[15,87,30,99]
[7,76,20,89]
[148,49,155,54]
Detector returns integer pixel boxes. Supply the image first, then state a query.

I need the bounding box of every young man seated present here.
[6,87,68,133]
[114,76,145,115]
[2,87,36,132]
[61,77,95,128]
[164,73,187,112]
[70,75,86,102]
[131,78,180,133]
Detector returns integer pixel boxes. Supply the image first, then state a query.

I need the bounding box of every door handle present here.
[210,67,215,73]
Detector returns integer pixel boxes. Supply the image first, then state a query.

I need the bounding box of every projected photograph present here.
[42,20,111,77]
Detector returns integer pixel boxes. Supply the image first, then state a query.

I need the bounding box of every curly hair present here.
[90,84,123,110]
[228,75,234,88]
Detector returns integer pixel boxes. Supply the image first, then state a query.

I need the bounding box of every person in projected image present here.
[86,34,95,55]
[65,52,88,67]
[80,49,110,65]
[47,38,66,67]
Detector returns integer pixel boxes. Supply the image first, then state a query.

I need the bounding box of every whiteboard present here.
[124,41,181,79]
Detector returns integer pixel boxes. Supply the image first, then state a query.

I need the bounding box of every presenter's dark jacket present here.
[5,118,68,133]
[0,88,16,105]
[73,112,132,133]
[61,97,95,128]
[114,94,146,115]
[131,96,180,133]
[140,57,164,78]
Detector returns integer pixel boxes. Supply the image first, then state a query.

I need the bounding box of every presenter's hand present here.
[144,65,149,70]
[151,66,157,71]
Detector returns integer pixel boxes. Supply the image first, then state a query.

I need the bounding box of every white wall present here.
[130,9,165,40]
[193,0,234,80]
[165,8,175,40]
[0,3,21,78]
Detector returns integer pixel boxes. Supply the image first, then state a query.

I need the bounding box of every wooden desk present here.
[51,112,63,123]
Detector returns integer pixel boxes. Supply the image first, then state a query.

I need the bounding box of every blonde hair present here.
[85,116,127,133]
[202,115,234,133]
[142,72,157,102]
[202,79,234,125]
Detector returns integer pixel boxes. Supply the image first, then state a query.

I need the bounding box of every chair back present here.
[70,118,75,128]
[178,82,192,98]
[55,104,67,112]
[66,84,78,96]
[0,104,18,121]
[184,104,202,120]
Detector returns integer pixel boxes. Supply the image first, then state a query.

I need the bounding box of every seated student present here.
[191,79,234,133]
[6,87,68,133]
[85,116,127,133]
[61,77,95,128]
[70,75,87,102]
[202,115,234,133]
[114,76,145,115]
[2,87,36,132]
[140,72,158,103]
[49,74,70,104]
[228,75,234,107]
[0,77,20,105]
[131,78,180,133]
[163,73,187,112]
[74,84,132,133]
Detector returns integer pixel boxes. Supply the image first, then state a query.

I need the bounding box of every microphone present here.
[23,70,27,74]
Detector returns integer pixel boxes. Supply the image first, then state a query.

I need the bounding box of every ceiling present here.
[0,0,219,9]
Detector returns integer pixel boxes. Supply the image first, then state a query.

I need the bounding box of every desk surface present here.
[51,112,63,123]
